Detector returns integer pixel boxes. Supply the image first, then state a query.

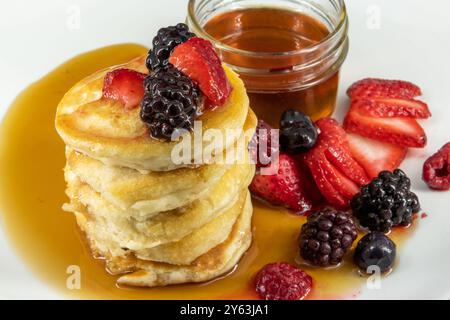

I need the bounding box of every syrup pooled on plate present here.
[203,7,340,127]
[0,44,415,299]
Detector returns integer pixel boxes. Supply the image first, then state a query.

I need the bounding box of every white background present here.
[0,0,449,299]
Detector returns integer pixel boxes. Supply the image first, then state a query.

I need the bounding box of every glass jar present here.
[187,0,349,127]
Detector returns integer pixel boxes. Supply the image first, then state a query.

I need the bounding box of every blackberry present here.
[279,109,318,154]
[351,169,420,233]
[140,65,200,140]
[146,23,195,71]
[299,208,357,266]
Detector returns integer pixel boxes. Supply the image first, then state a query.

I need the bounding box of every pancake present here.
[134,189,242,264]
[73,191,253,287]
[64,109,257,217]
[55,56,250,171]
[64,159,254,249]
[72,189,247,266]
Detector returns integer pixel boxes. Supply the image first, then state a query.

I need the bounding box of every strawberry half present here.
[347,78,422,99]
[102,68,146,109]
[344,105,427,148]
[351,98,431,119]
[249,153,320,214]
[169,37,232,107]
[347,132,408,179]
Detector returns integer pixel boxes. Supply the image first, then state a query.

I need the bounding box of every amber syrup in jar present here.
[202,7,343,127]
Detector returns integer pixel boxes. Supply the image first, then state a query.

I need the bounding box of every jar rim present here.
[187,0,348,58]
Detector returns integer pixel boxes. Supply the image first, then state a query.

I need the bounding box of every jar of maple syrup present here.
[187,0,349,127]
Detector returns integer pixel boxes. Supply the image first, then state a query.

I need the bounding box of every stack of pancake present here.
[55,56,256,287]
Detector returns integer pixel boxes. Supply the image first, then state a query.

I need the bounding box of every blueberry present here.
[354,232,396,273]
[279,109,318,154]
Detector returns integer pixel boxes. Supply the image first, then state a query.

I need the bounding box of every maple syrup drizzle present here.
[0,44,416,299]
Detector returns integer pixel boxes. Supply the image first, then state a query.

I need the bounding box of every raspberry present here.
[299,208,357,266]
[248,120,279,168]
[255,262,312,300]
[146,23,195,71]
[140,65,200,140]
[351,169,420,233]
[422,142,450,190]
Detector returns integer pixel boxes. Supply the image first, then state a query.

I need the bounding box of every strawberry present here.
[350,98,431,119]
[249,153,319,214]
[102,68,146,109]
[346,132,408,179]
[347,78,422,99]
[312,150,359,200]
[296,158,323,205]
[344,105,427,148]
[316,118,369,186]
[302,118,369,208]
[169,37,232,107]
[303,149,348,209]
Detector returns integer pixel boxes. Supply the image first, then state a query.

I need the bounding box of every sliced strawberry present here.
[303,150,348,209]
[347,78,422,99]
[323,145,370,186]
[302,118,368,208]
[315,118,369,186]
[344,105,427,148]
[296,158,323,205]
[347,132,408,179]
[169,37,232,107]
[314,151,359,200]
[102,68,146,109]
[249,153,319,214]
[351,98,431,119]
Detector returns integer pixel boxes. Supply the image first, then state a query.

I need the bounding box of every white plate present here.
[1,0,449,299]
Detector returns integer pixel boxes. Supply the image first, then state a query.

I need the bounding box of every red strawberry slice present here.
[323,145,370,186]
[303,150,348,209]
[344,105,427,148]
[169,37,232,107]
[347,78,422,99]
[314,151,359,200]
[351,98,431,119]
[346,132,408,179]
[302,118,368,208]
[102,68,146,109]
[315,118,369,186]
[296,158,323,205]
[249,153,319,214]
